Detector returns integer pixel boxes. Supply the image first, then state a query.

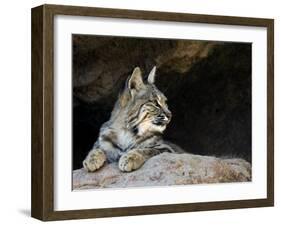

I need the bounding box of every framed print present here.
[31,4,274,221]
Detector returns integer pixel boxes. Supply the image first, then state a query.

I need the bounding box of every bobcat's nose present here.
[159,112,171,123]
[163,115,169,122]
[164,110,172,121]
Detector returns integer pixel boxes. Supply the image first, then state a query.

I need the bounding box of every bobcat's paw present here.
[118,151,145,172]
[83,149,106,172]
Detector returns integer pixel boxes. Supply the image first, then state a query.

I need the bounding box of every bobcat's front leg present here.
[83,148,106,172]
[119,149,156,172]
[119,146,174,172]
[118,149,146,172]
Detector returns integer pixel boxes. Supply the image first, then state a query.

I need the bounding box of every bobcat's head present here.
[118,66,172,136]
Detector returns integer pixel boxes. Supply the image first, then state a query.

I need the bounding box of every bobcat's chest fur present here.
[115,129,135,151]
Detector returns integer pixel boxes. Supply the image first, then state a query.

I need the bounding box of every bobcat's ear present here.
[128,67,144,91]
[147,66,156,84]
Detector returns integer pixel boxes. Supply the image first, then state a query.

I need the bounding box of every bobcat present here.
[83,66,181,172]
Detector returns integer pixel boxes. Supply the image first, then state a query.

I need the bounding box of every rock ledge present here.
[73,153,251,190]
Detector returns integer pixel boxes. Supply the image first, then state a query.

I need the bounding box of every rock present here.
[73,153,251,190]
[72,36,215,104]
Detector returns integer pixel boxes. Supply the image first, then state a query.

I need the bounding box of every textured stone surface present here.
[73,153,251,190]
[72,36,215,104]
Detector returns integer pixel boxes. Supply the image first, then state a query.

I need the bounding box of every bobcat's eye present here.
[153,101,160,108]
[145,102,159,114]
[143,103,153,110]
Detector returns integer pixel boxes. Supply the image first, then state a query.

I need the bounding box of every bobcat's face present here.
[120,67,172,136]
[134,87,171,135]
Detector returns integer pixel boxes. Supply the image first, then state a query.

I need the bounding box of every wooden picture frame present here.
[31,4,274,221]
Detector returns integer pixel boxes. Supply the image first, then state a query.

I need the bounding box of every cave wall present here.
[72,35,251,170]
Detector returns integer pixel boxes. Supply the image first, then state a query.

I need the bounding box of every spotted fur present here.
[83,66,182,172]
